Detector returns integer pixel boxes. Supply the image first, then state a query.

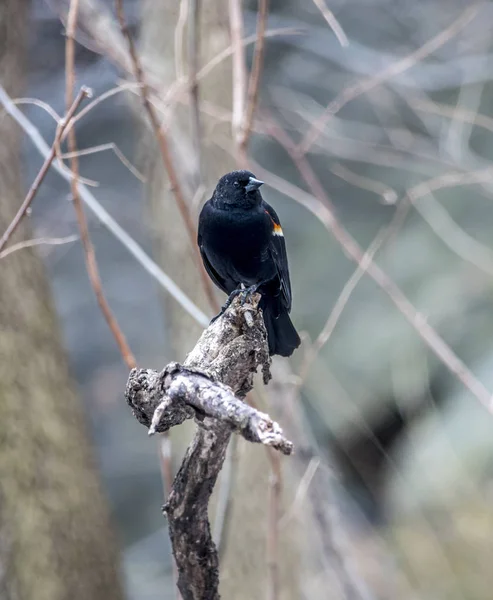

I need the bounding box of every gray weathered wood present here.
[125,295,293,600]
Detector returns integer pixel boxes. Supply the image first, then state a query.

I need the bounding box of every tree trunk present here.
[140,1,301,597]
[0,2,124,599]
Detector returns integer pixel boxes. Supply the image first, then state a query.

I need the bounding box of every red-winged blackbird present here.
[198,170,300,357]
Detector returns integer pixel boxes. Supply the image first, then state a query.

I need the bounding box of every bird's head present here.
[211,170,265,209]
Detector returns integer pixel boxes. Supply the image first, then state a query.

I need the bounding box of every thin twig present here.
[267,447,281,600]
[66,0,136,370]
[248,388,281,600]
[0,235,78,260]
[261,119,493,413]
[61,142,146,182]
[412,97,493,135]
[240,0,269,156]
[298,228,388,385]
[311,0,349,47]
[229,0,248,147]
[67,28,302,132]
[406,167,493,276]
[13,97,62,121]
[188,0,203,184]
[299,5,480,154]
[0,85,210,327]
[115,0,218,311]
[331,162,398,205]
[174,0,188,79]
[0,87,88,253]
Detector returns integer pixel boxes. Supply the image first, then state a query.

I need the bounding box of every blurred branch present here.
[0,86,210,327]
[240,0,269,157]
[267,360,375,600]
[229,0,248,147]
[175,0,188,79]
[188,0,203,184]
[61,142,146,182]
[114,0,218,311]
[299,5,480,154]
[0,235,78,260]
[256,120,493,413]
[66,0,136,370]
[49,0,131,67]
[311,0,348,47]
[412,96,493,139]
[125,295,292,600]
[298,228,387,384]
[0,85,89,253]
[330,162,398,205]
[406,167,493,276]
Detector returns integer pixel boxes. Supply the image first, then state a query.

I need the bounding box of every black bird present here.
[198,170,300,357]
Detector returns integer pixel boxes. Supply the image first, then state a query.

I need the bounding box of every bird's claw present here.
[240,284,259,306]
[210,288,242,323]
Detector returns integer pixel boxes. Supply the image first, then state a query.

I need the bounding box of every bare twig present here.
[267,447,281,600]
[0,235,78,260]
[406,167,493,276]
[259,119,493,413]
[299,5,480,154]
[66,28,302,134]
[115,0,218,311]
[66,0,136,370]
[0,86,88,253]
[0,86,210,326]
[311,0,349,47]
[174,0,189,79]
[331,162,398,205]
[298,227,388,384]
[240,0,269,156]
[13,96,62,121]
[61,142,146,182]
[188,0,203,184]
[229,0,248,147]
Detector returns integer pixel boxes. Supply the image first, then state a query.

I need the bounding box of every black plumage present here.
[198,170,300,357]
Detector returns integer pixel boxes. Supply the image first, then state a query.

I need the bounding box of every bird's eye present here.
[233,181,240,188]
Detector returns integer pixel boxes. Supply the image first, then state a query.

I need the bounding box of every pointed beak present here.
[245,177,264,193]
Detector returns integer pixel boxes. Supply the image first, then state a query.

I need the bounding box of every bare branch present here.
[66,0,136,370]
[61,142,146,182]
[299,5,480,154]
[0,235,78,260]
[114,0,219,312]
[240,0,269,156]
[0,86,89,253]
[0,83,210,328]
[311,0,349,47]
[330,162,398,205]
[229,0,248,147]
[125,296,293,600]
[188,0,203,184]
[251,124,493,413]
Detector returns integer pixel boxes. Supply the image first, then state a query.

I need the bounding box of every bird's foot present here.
[240,284,260,306]
[210,288,243,323]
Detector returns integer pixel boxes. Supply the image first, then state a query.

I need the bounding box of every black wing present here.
[198,201,229,295]
[263,202,292,312]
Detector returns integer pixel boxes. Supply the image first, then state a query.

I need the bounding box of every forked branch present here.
[125,295,293,600]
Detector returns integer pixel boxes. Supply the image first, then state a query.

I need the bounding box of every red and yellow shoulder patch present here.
[265,210,284,237]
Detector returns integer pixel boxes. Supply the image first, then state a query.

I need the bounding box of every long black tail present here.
[260,298,300,357]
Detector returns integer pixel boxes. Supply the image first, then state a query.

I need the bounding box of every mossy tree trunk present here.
[0,2,124,599]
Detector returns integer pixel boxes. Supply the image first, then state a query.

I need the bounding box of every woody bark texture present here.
[124,295,293,600]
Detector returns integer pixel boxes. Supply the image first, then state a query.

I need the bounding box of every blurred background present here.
[2,0,493,598]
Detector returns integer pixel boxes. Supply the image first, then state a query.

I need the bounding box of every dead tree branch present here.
[125,295,293,600]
